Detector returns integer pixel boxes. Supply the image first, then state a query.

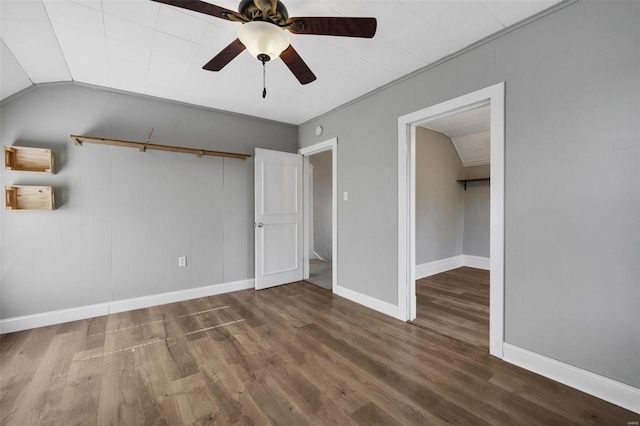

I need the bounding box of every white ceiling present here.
[422,103,490,166]
[1,0,560,125]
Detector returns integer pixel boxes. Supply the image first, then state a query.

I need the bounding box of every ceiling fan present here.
[152,0,377,94]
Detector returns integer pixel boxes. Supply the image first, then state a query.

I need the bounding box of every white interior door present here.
[255,148,303,290]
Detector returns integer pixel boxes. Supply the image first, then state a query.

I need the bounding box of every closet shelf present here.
[457,177,490,191]
[71,135,251,160]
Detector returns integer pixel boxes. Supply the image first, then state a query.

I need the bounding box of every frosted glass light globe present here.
[238,21,290,61]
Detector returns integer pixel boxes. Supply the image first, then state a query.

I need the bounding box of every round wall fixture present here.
[315,126,323,136]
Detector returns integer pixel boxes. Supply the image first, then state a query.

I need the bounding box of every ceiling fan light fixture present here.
[238,21,290,61]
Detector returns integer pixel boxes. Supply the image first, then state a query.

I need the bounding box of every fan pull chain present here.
[262,59,267,98]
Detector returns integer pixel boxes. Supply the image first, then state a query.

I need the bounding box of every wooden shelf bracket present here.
[71,135,251,161]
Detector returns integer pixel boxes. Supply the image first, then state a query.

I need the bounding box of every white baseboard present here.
[334,284,399,319]
[416,255,464,279]
[108,279,254,314]
[464,255,490,270]
[312,250,326,262]
[503,343,640,415]
[0,279,255,334]
[0,303,110,335]
[415,254,490,279]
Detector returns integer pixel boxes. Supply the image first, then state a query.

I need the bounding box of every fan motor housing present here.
[239,0,289,24]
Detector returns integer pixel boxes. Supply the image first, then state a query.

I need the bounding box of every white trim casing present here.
[409,126,417,320]
[0,279,254,334]
[503,343,640,415]
[299,138,338,291]
[303,155,312,280]
[333,284,399,319]
[298,138,337,156]
[397,82,505,358]
[488,84,506,359]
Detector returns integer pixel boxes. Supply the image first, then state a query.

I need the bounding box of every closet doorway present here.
[397,83,505,358]
[413,105,491,350]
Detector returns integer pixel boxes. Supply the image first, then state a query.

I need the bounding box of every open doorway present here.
[300,138,337,292]
[413,104,491,350]
[397,83,505,358]
[307,150,333,289]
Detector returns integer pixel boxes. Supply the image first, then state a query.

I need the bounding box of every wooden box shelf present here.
[5,186,55,210]
[4,146,55,173]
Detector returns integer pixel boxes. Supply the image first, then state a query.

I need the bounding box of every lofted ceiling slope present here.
[1,0,560,125]
[422,103,490,167]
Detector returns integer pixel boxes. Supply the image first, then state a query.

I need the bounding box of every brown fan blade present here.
[203,39,246,71]
[286,16,376,38]
[151,0,244,22]
[280,45,316,85]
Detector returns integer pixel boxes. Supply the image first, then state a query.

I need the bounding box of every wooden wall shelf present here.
[4,146,55,173]
[71,135,251,161]
[5,186,55,210]
[457,177,490,190]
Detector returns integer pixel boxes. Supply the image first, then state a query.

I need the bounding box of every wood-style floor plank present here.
[1,278,637,425]
[412,267,491,350]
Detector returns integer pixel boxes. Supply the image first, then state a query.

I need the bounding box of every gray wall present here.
[415,129,490,262]
[463,164,490,258]
[415,128,464,264]
[0,83,297,319]
[299,1,640,388]
[464,164,490,180]
[463,180,490,258]
[309,150,332,262]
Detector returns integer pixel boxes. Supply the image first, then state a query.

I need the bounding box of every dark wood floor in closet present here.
[1,280,636,425]
[412,267,490,350]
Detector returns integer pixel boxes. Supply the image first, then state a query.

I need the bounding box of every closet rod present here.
[457,177,490,191]
[71,135,251,160]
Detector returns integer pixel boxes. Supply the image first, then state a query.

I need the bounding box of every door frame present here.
[299,138,338,291]
[397,82,505,358]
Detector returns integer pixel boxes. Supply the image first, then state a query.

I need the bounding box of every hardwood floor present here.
[412,267,490,350]
[1,281,637,425]
[307,259,332,290]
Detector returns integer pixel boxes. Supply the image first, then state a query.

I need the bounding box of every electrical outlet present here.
[178,256,187,267]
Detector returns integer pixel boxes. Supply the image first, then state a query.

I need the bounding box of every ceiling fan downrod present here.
[259,53,269,98]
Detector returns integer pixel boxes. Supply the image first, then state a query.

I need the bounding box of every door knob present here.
[254,222,264,228]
